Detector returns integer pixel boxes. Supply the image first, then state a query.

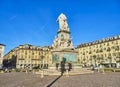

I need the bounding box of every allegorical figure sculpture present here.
[52,13,74,50]
[57,13,68,30]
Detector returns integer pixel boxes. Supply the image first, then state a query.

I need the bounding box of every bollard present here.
[41,70,44,78]
[98,68,100,73]
[102,68,105,74]
[33,69,35,74]
[66,69,69,77]
[26,69,28,73]
[113,69,115,72]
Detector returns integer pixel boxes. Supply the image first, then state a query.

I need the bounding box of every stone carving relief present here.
[52,37,73,49]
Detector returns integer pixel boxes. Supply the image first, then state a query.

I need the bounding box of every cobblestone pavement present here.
[0,72,57,87]
[0,72,120,87]
[52,72,120,87]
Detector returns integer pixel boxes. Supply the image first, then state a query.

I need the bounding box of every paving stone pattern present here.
[0,72,56,87]
[0,72,120,87]
[52,72,120,87]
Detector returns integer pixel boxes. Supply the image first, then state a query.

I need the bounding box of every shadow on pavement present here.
[46,75,62,87]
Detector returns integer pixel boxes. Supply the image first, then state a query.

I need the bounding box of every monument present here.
[51,13,78,69]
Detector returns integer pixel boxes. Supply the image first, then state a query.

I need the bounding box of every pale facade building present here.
[3,44,52,69]
[0,44,5,68]
[77,35,120,68]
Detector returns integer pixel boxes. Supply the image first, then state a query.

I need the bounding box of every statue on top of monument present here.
[52,13,74,50]
[57,13,69,30]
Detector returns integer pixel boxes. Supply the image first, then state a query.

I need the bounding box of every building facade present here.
[3,44,52,69]
[0,44,5,69]
[77,35,120,68]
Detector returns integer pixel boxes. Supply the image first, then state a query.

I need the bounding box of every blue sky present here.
[0,0,120,54]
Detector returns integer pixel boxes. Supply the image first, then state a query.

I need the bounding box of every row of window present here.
[18,55,49,59]
[17,50,49,56]
[80,46,120,54]
[80,52,120,59]
[81,40,119,50]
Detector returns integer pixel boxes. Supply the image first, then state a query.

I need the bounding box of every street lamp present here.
[39,50,45,69]
[30,58,32,70]
[93,55,96,67]
[108,54,112,68]
[40,52,44,78]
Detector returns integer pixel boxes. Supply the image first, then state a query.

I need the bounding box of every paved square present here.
[0,72,120,87]
[52,72,120,87]
[0,72,56,87]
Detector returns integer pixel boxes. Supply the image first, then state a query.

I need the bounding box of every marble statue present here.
[52,13,74,50]
[57,13,68,30]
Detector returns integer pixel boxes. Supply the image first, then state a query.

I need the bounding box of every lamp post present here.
[40,52,44,78]
[30,58,32,71]
[93,55,96,67]
[41,55,44,69]
[108,54,112,68]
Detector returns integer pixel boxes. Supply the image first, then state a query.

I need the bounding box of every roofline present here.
[77,35,120,48]
[0,44,6,46]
